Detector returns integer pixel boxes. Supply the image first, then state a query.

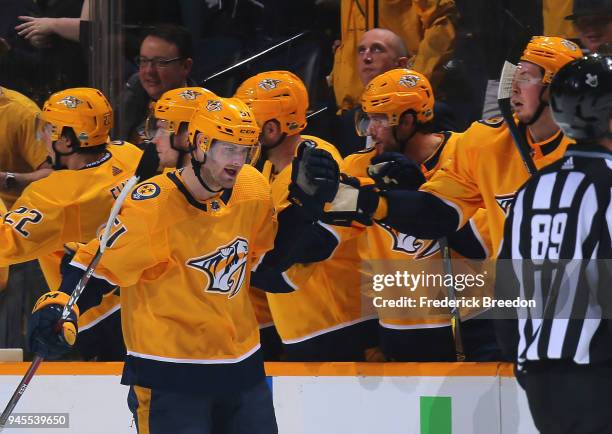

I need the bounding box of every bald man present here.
[334,28,458,157]
[356,28,410,87]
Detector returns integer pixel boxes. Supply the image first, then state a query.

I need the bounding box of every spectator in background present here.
[565,0,612,53]
[333,28,459,157]
[331,0,457,113]
[117,24,195,145]
[0,0,87,106]
[15,0,89,48]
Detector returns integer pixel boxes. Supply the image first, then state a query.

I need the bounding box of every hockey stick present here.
[438,237,466,362]
[201,31,308,84]
[0,143,159,431]
[498,61,538,176]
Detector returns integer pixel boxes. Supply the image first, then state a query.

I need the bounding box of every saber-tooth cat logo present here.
[187,238,249,298]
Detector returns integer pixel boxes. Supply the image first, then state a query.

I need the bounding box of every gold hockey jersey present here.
[259,135,376,343]
[420,117,573,255]
[0,87,47,208]
[343,132,493,329]
[0,142,142,327]
[72,165,277,392]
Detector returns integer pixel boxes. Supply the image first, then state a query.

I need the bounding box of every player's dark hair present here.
[399,110,435,134]
[141,24,194,59]
[62,127,107,153]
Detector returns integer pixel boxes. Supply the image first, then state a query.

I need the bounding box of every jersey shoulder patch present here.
[131,182,161,201]
[477,116,505,128]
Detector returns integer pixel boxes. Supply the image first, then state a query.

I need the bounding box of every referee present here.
[495,53,612,434]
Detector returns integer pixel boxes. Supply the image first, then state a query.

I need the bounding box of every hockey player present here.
[496,53,612,434]
[0,86,52,349]
[341,68,494,361]
[0,87,144,360]
[313,36,584,258]
[29,97,278,433]
[0,86,51,208]
[234,71,377,361]
[146,87,216,170]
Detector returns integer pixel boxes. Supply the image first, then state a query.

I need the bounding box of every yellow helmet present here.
[188,97,261,164]
[234,70,308,134]
[520,36,583,84]
[361,68,434,128]
[40,87,113,147]
[149,87,217,136]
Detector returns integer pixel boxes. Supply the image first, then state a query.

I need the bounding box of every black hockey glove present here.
[288,140,339,219]
[367,152,425,191]
[135,139,162,180]
[320,174,380,226]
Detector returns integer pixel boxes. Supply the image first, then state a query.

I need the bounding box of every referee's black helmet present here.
[551,53,612,141]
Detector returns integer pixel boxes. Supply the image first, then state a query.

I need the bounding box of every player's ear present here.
[396,56,409,68]
[263,119,281,136]
[542,86,551,103]
[398,111,415,130]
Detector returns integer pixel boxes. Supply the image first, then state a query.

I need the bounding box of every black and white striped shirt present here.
[496,144,612,367]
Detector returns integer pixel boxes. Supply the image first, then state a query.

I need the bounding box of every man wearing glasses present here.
[119,24,195,145]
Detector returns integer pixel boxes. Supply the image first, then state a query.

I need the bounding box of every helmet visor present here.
[354,109,390,137]
[145,116,176,141]
[513,62,547,88]
[206,139,261,166]
[35,114,59,143]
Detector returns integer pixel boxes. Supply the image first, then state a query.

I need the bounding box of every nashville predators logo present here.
[187,238,249,299]
[258,79,282,91]
[131,182,160,200]
[377,222,439,259]
[57,96,83,109]
[561,39,579,52]
[179,89,202,100]
[206,100,222,112]
[399,74,420,88]
[495,193,515,215]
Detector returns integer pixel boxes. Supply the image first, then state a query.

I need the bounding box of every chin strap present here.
[170,133,194,169]
[525,86,549,126]
[190,153,223,194]
[50,141,77,170]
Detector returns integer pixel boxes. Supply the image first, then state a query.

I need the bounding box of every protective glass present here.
[513,64,545,88]
[205,139,261,166]
[354,109,390,137]
[144,116,174,141]
[34,115,58,142]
